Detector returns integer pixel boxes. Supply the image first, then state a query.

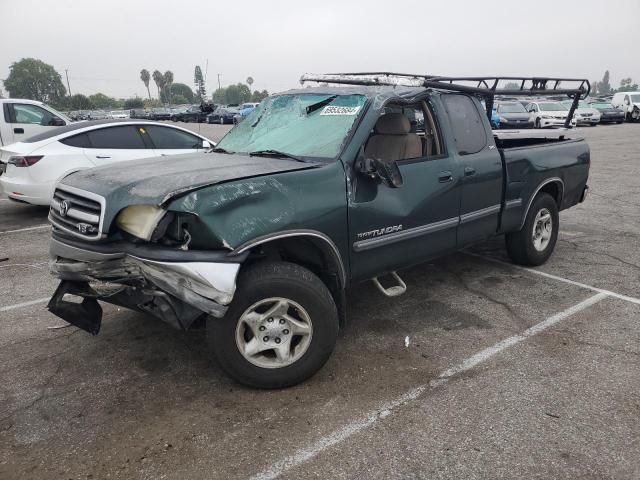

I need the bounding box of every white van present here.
[0,98,70,148]
[611,91,640,122]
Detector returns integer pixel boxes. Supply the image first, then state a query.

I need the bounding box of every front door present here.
[348,101,461,281]
[441,94,503,247]
[4,103,66,144]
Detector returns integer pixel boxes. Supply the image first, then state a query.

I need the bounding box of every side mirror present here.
[357,157,403,188]
[202,140,211,149]
[51,117,65,126]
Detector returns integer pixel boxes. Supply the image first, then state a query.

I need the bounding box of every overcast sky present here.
[1,0,638,99]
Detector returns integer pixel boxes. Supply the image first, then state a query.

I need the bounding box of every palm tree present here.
[140,69,151,100]
[163,70,174,104]
[152,70,164,100]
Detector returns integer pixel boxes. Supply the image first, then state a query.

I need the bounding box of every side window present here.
[441,94,487,155]
[86,126,146,149]
[12,104,58,126]
[143,125,203,149]
[60,133,92,148]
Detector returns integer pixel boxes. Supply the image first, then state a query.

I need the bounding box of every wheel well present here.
[539,181,563,208]
[243,236,347,325]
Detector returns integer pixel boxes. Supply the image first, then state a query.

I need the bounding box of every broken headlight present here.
[115,205,166,241]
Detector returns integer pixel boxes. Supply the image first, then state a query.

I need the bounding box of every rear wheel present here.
[220,117,225,125]
[535,118,541,129]
[505,192,559,266]
[207,262,339,389]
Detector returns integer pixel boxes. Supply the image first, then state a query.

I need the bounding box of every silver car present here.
[561,100,601,126]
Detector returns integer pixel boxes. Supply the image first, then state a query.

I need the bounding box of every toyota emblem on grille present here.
[58,200,69,217]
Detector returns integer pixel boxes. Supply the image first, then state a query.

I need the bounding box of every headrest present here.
[375,113,411,135]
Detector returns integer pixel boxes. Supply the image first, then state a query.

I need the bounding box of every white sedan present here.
[0,120,214,206]
[525,101,578,128]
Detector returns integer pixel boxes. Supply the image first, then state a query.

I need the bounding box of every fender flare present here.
[519,177,564,230]
[231,229,347,288]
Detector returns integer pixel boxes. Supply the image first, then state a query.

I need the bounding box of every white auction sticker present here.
[320,105,361,116]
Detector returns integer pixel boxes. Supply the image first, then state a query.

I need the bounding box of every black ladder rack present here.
[300,73,590,128]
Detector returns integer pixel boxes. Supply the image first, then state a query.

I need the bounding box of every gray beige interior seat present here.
[365,113,422,163]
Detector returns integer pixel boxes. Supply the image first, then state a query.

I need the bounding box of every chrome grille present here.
[49,186,105,240]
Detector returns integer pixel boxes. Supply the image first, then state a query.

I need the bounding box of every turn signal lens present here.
[7,156,44,167]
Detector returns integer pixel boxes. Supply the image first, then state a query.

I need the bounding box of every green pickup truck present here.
[47,74,590,388]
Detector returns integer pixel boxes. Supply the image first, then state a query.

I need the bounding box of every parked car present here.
[611,91,640,122]
[45,75,590,389]
[0,120,214,205]
[180,104,214,123]
[109,111,129,119]
[207,107,239,124]
[129,109,148,119]
[149,108,172,121]
[87,111,110,120]
[494,101,534,128]
[0,98,69,149]
[560,100,600,126]
[170,106,189,122]
[588,101,625,123]
[233,103,260,124]
[525,101,577,128]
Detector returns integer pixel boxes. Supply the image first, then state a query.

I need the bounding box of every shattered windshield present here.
[216,94,367,159]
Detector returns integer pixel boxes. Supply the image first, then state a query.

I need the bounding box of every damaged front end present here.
[47,238,245,334]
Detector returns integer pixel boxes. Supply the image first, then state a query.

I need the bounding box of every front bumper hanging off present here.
[47,237,245,334]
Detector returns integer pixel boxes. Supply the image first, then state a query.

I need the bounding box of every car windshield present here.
[216,93,367,159]
[591,103,614,109]
[497,103,527,113]
[538,103,567,111]
[631,94,640,102]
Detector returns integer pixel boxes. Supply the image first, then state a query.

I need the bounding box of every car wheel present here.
[505,192,559,266]
[535,118,541,129]
[207,261,339,389]
[220,117,225,125]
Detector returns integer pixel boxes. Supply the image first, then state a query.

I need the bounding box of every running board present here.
[372,272,407,297]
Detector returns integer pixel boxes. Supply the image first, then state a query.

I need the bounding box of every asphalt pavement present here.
[0,123,638,479]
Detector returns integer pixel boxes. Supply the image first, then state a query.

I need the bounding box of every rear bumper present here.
[0,175,51,205]
[48,236,244,333]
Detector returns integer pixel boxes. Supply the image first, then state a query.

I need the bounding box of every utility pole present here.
[65,69,72,96]
[217,74,221,91]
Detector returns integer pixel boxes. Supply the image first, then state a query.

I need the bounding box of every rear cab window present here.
[441,94,487,155]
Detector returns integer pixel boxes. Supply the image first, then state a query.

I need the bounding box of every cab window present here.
[441,94,487,155]
[11,103,60,126]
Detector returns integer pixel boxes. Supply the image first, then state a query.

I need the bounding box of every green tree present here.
[4,58,66,103]
[68,94,93,110]
[171,94,189,105]
[88,93,117,109]
[597,70,611,95]
[140,69,151,100]
[144,98,162,108]
[251,89,269,102]
[503,81,520,90]
[212,87,227,104]
[163,83,194,103]
[618,78,639,92]
[152,70,164,99]
[194,65,206,101]
[123,97,144,109]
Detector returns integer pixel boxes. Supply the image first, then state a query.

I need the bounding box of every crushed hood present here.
[61,151,319,206]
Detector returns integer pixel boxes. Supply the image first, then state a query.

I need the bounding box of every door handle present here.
[14,128,24,134]
[95,155,111,159]
[438,171,453,183]
[464,166,476,177]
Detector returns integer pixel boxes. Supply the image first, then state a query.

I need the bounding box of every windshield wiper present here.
[249,150,304,162]
[210,147,233,154]
[305,95,338,115]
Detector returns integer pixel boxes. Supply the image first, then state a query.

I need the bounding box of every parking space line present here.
[250,292,608,480]
[466,252,640,306]
[0,225,50,235]
[0,297,49,313]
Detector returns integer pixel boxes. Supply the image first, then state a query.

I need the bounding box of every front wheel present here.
[535,118,541,129]
[505,192,559,266]
[207,262,339,388]
[219,117,225,125]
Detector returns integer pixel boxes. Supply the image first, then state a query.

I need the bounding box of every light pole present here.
[65,69,72,96]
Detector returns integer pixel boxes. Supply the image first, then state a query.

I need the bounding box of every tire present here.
[207,261,339,389]
[220,117,225,125]
[535,118,541,129]
[505,192,559,266]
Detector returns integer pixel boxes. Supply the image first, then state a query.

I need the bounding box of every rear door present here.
[3,102,66,144]
[141,125,207,156]
[441,94,503,247]
[83,125,156,166]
